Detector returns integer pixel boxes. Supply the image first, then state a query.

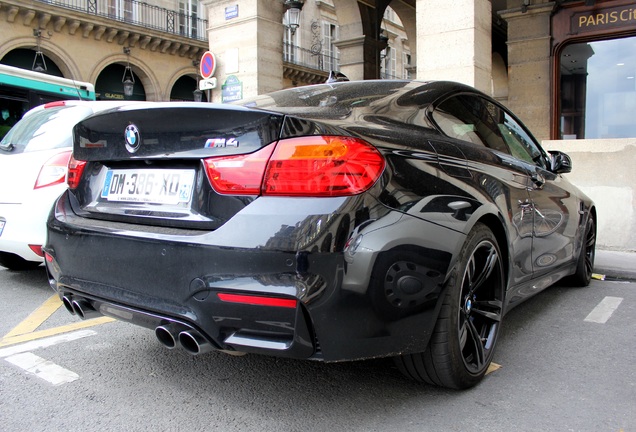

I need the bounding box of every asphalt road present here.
[1,266,634,432]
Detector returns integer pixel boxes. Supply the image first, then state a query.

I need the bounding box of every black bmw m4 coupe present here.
[44,80,596,389]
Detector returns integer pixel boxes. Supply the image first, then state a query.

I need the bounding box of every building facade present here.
[502,0,635,251]
[1,0,634,250]
[200,0,635,251]
[0,0,209,107]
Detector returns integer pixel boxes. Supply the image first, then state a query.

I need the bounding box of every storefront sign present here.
[104,92,125,100]
[221,75,242,103]
[572,4,636,34]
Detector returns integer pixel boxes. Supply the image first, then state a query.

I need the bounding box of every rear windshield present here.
[0,105,93,155]
[237,80,411,115]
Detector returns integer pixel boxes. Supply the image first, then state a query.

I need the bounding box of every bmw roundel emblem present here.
[125,124,141,153]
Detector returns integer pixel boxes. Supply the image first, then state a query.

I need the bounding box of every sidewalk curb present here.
[593,249,636,282]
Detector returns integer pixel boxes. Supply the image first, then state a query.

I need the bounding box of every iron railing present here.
[35,0,208,41]
[283,42,339,73]
[284,43,410,80]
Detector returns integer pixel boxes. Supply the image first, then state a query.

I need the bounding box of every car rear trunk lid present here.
[70,104,284,230]
[73,103,283,161]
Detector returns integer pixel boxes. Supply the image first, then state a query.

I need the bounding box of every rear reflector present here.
[28,245,44,257]
[217,293,297,308]
[203,136,384,197]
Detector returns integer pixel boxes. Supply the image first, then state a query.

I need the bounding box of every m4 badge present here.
[205,138,239,148]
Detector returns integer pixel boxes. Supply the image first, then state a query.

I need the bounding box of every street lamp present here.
[191,59,204,102]
[284,0,304,35]
[32,29,48,73]
[122,47,135,98]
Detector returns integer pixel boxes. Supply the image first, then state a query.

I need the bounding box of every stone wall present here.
[542,138,636,252]
[500,2,553,141]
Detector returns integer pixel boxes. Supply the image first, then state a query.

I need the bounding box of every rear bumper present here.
[0,150,68,263]
[45,190,457,361]
[49,283,316,358]
[0,189,63,262]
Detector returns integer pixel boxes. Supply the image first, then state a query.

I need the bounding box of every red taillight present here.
[67,154,87,189]
[217,293,297,308]
[203,145,275,195]
[264,136,385,196]
[34,151,72,189]
[203,136,385,197]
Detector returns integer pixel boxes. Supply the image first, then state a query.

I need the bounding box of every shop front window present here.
[559,36,636,139]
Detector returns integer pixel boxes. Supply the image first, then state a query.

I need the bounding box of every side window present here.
[432,95,510,154]
[497,111,548,169]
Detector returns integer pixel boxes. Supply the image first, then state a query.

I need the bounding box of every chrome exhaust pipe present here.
[154,324,186,349]
[70,298,101,320]
[61,295,76,316]
[178,330,214,355]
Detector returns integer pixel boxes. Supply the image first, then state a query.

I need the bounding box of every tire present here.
[0,252,42,271]
[565,216,596,287]
[395,223,505,389]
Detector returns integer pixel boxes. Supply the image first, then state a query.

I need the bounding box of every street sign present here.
[221,75,242,103]
[225,5,239,20]
[199,77,217,91]
[199,51,216,79]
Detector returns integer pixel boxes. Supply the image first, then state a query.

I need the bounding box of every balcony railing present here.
[35,0,208,41]
[283,42,339,73]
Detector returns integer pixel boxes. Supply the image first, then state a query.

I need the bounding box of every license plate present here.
[101,169,195,205]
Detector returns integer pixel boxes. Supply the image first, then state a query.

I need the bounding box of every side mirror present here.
[549,150,572,174]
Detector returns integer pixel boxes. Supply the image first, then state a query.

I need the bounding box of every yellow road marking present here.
[1,294,115,348]
[3,295,63,338]
[0,317,115,347]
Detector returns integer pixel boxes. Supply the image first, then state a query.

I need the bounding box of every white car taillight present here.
[34,150,72,189]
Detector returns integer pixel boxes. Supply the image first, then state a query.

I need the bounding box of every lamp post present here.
[122,47,135,98]
[32,29,48,73]
[192,59,204,102]
[284,0,304,35]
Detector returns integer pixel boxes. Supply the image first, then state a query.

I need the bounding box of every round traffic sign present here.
[199,51,216,79]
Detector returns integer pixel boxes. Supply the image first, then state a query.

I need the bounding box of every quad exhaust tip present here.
[178,330,214,355]
[154,324,217,356]
[61,295,240,356]
[155,325,182,349]
[61,294,101,320]
[61,295,76,315]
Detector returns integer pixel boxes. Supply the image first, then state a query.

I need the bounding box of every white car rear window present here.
[0,105,93,154]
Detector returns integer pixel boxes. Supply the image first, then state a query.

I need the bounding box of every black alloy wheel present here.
[395,223,505,389]
[566,216,596,287]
